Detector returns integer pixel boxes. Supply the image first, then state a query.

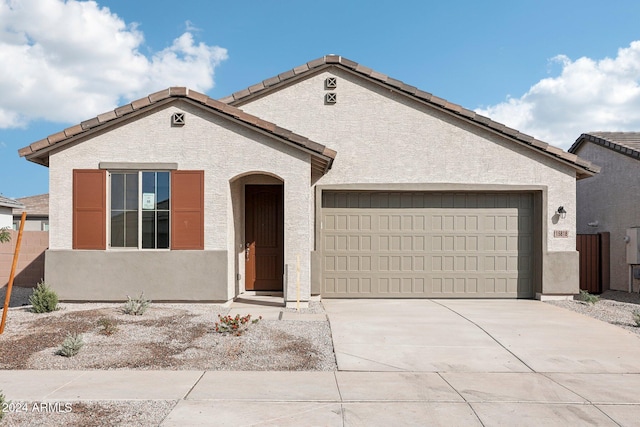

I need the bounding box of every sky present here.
[3,0,640,198]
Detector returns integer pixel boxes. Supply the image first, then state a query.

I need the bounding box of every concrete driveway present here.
[319,299,640,425]
[323,299,640,374]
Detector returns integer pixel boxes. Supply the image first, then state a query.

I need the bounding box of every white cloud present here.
[476,41,640,149]
[0,0,227,128]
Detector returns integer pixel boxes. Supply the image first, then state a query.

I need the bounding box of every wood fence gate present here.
[576,232,610,294]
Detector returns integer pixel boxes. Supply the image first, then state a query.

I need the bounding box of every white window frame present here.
[107,170,171,250]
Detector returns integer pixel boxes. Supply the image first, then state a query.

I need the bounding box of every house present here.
[13,194,49,231]
[0,195,23,230]
[569,132,640,292]
[18,55,599,304]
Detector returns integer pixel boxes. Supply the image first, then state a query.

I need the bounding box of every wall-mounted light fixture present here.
[556,206,567,219]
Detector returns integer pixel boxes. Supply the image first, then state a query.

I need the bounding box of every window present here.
[73,168,203,251]
[110,171,170,249]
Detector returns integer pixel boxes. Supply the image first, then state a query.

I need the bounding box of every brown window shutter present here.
[73,169,106,250]
[171,170,204,250]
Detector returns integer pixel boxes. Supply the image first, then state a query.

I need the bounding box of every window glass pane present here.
[125,211,138,247]
[142,171,157,210]
[125,173,138,210]
[111,211,125,247]
[157,211,169,248]
[142,211,155,249]
[142,171,155,194]
[111,173,124,210]
[157,172,170,210]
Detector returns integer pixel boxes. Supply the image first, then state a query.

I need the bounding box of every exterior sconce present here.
[557,206,567,219]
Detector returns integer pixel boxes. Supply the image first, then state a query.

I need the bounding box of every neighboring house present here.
[0,195,23,230]
[13,193,49,231]
[569,132,640,292]
[18,55,599,304]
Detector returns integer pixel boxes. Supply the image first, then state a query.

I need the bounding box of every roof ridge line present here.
[18,87,335,173]
[219,55,599,176]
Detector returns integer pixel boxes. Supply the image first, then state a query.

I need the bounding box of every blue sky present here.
[3,0,640,198]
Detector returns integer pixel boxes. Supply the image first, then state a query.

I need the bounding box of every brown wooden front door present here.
[245,185,284,291]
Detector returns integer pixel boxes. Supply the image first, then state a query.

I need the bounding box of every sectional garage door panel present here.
[321,192,533,298]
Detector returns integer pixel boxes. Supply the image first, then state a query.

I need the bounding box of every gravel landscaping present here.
[0,286,336,425]
[0,287,336,371]
[3,286,639,426]
[545,290,640,336]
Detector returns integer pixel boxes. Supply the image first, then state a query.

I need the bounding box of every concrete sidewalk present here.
[3,298,640,425]
[1,370,639,425]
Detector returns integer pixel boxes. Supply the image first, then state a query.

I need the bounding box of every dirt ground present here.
[0,296,337,371]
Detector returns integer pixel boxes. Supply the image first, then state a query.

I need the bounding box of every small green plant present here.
[578,289,599,305]
[97,317,118,336]
[633,310,640,327]
[0,227,10,244]
[122,292,151,315]
[0,389,7,421]
[57,333,84,357]
[29,280,59,313]
[215,314,262,336]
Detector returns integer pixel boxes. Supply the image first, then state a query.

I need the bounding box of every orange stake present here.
[0,211,26,334]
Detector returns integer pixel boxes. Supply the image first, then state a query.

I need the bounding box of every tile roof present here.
[18,88,336,175]
[221,55,600,179]
[0,194,24,209]
[13,193,49,216]
[568,132,640,160]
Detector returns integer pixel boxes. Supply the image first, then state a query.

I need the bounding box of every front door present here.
[245,185,284,291]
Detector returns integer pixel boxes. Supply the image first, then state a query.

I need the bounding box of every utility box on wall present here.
[626,227,640,264]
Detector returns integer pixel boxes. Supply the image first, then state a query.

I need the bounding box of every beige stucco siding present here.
[575,142,640,291]
[48,101,312,300]
[239,69,578,255]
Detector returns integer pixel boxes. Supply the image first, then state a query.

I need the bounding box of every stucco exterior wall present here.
[0,207,12,229]
[239,69,580,295]
[240,69,578,251]
[574,142,640,291]
[47,101,312,301]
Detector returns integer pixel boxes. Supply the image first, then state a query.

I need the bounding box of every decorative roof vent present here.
[325,93,337,104]
[325,77,337,89]
[171,112,185,126]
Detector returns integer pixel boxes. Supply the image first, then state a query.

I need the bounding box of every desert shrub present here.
[0,227,10,244]
[123,292,151,316]
[214,314,261,336]
[97,317,118,336]
[633,310,640,327]
[57,333,84,357]
[577,289,599,305]
[29,280,59,313]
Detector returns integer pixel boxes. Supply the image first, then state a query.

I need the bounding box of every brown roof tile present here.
[148,88,171,103]
[131,96,152,110]
[18,146,32,157]
[293,64,310,75]
[97,111,117,123]
[248,82,265,94]
[48,131,67,144]
[262,76,281,88]
[80,117,100,130]
[218,55,598,177]
[115,104,134,117]
[18,87,335,174]
[170,87,188,96]
[187,89,208,104]
[30,139,50,152]
[64,124,83,137]
[13,193,48,216]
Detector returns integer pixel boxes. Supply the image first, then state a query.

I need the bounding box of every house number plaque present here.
[554,230,569,238]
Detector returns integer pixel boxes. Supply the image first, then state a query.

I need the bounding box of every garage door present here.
[321,191,534,298]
